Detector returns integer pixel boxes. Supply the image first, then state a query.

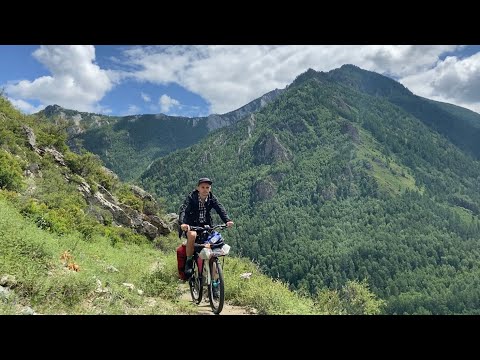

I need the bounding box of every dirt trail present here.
[178,284,255,315]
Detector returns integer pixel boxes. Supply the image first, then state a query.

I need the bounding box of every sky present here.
[1,45,480,117]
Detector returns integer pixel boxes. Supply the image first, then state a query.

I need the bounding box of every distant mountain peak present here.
[42,104,65,116]
[327,64,413,97]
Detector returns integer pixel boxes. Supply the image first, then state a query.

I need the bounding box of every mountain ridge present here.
[37,88,284,180]
[138,64,480,314]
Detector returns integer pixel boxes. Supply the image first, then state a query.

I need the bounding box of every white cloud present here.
[159,94,180,113]
[8,98,45,114]
[122,45,462,114]
[141,92,151,102]
[125,104,141,115]
[6,45,479,117]
[400,52,480,113]
[5,45,116,113]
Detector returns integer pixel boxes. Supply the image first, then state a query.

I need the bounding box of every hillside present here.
[327,64,480,159]
[38,89,283,181]
[140,65,480,314]
[0,95,383,315]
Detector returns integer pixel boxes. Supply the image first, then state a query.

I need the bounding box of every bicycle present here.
[186,224,229,314]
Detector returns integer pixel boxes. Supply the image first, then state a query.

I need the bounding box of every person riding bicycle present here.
[178,177,234,279]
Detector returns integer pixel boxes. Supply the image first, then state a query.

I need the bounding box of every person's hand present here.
[226,221,234,228]
[181,224,190,231]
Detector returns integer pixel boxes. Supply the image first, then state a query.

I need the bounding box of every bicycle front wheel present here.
[189,259,203,304]
[208,257,224,314]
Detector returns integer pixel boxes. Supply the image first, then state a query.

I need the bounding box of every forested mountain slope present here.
[38,89,283,181]
[140,65,480,314]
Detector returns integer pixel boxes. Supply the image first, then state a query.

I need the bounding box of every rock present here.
[0,286,11,298]
[138,221,158,240]
[147,215,170,235]
[101,166,119,181]
[21,306,36,315]
[22,125,36,149]
[253,133,292,165]
[240,272,252,279]
[106,265,119,273]
[130,185,154,201]
[44,147,67,167]
[0,275,17,288]
[122,283,135,290]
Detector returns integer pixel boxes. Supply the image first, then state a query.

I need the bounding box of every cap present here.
[197,177,213,186]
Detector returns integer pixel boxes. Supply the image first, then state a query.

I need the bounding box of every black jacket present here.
[178,190,231,237]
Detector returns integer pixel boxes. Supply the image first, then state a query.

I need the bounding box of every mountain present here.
[0,95,382,315]
[139,65,480,314]
[38,89,284,181]
[327,64,480,159]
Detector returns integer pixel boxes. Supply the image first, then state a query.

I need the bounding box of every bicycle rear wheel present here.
[189,259,203,304]
[208,257,224,314]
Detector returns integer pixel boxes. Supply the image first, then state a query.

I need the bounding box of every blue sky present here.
[1,45,480,117]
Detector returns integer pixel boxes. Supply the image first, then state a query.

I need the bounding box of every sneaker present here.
[185,258,193,279]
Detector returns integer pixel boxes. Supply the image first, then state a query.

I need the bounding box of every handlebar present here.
[186,224,228,232]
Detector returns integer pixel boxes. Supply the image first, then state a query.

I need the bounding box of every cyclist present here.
[178,177,234,279]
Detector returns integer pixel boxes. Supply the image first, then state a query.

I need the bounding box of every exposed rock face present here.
[24,163,41,178]
[102,166,119,181]
[41,104,64,118]
[206,114,232,132]
[22,126,171,241]
[253,133,292,165]
[147,215,170,235]
[43,148,67,166]
[77,182,170,240]
[206,88,284,131]
[23,125,67,166]
[130,185,154,201]
[23,125,36,149]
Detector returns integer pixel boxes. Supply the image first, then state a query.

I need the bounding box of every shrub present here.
[0,150,24,191]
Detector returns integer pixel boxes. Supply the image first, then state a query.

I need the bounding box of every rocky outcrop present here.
[22,126,171,241]
[130,185,154,201]
[77,180,170,240]
[207,88,284,131]
[23,125,37,149]
[22,125,67,166]
[253,133,292,165]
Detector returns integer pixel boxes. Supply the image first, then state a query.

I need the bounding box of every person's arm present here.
[211,195,232,224]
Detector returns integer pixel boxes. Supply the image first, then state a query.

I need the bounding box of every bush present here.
[0,150,24,191]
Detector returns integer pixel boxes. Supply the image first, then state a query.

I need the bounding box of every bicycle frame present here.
[187,224,228,314]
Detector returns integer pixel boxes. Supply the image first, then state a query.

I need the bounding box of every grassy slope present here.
[0,195,384,315]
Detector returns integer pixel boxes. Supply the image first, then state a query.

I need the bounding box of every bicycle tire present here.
[189,259,203,304]
[208,258,224,314]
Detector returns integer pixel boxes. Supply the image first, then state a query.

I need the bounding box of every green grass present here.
[1,195,384,315]
[2,197,318,315]
[222,257,317,314]
[0,197,186,314]
[357,129,418,195]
